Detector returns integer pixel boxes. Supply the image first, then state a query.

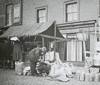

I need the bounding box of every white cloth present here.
[44,51,73,82]
[23,66,31,75]
[49,63,73,78]
[15,61,24,75]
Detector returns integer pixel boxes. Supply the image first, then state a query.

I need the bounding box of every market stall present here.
[0,21,64,67]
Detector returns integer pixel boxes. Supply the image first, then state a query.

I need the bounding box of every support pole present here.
[82,32,86,60]
[94,23,97,55]
[54,21,56,37]
[54,21,56,53]
[42,37,45,47]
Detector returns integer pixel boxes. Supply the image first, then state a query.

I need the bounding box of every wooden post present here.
[94,23,97,55]
[42,37,45,47]
[82,32,87,60]
[54,21,56,53]
[54,21,56,37]
[83,40,86,58]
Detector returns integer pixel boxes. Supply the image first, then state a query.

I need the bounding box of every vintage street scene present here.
[0,0,100,85]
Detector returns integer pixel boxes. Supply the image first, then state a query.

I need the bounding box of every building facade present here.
[0,0,100,64]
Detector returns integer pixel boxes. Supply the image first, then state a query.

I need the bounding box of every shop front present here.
[57,20,96,66]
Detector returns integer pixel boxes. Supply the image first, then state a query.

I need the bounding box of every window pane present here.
[67,13,73,21]
[72,4,78,12]
[13,4,21,23]
[67,3,77,13]
[38,9,46,17]
[73,13,78,21]
[0,4,4,15]
[67,4,72,13]
[6,5,13,26]
[37,8,47,23]
[39,17,46,23]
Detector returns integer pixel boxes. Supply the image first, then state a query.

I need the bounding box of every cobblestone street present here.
[0,69,100,85]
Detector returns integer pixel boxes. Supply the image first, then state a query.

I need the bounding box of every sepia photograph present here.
[0,0,100,85]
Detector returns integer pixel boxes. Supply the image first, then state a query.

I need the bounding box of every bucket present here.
[15,61,24,75]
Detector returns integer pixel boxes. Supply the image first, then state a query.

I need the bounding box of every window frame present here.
[13,2,22,25]
[36,6,48,23]
[6,3,13,26]
[5,0,23,26]
[64,0,79,22]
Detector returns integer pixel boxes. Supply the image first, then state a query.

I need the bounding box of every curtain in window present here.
[76,41,82,61]
[67,39,82,61]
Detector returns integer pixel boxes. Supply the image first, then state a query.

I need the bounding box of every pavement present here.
[0,69,100,85]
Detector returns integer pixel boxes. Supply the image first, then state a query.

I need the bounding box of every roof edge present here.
[57,20,96,29]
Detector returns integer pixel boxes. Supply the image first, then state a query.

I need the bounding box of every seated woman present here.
[44,47,74,82]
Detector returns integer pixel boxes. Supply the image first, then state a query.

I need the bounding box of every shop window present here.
[66,34,83,62]
[37,7,47,23]
[6,0,22,26]
[65,2,79,22]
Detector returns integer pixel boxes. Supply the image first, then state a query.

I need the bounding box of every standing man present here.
[29,43,42,76]
[13,40,23,68]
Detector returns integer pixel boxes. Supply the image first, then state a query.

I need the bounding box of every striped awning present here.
[0,21,63,39]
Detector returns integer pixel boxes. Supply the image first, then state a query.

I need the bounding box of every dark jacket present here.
[29,47,41,62]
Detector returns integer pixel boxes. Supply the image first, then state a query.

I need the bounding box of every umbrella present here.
[10,37,19,41]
